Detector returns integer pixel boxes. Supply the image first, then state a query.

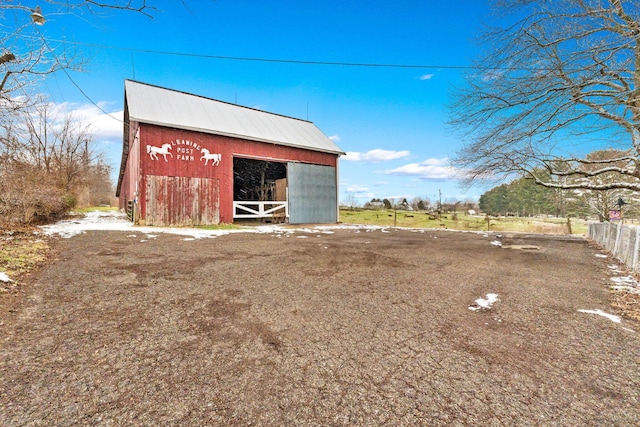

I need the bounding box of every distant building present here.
[116,80,344,226]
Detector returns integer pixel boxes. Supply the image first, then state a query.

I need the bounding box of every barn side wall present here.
[118,122,141,214]
[136,124,338,224]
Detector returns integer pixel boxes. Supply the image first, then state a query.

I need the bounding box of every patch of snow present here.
[611,276,637,285]
[0,272,12,283]
[595,254,608,258]
[39,210,519,242]
[490,240,502,247]
[469,293,499,311]
[608,264,624,273]
[39,210,290,239]
[578,309,621,323]
[611,285,640,294]
[610,275,640,294]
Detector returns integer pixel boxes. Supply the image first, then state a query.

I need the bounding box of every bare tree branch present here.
[0,1,157,103]
[450,0,640,191]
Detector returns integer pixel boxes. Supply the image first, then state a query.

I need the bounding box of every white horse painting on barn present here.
[200,148,222,166]
[147,143,173,161]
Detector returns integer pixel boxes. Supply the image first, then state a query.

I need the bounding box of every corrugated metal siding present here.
[288,163,337,224]
[145,175,220,226]
[125,80,344,156]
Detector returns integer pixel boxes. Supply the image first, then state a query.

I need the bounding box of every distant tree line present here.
[479,178,565,218]
[479,164,640,221]
[361,197,478,214]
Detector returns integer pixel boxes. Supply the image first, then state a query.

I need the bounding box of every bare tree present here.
[0,1,156,104]
[0,99,111,223]
[450,0,640,191]
[0,1,157,224]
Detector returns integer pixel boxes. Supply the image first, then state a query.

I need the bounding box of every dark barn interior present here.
[233,157,287,201]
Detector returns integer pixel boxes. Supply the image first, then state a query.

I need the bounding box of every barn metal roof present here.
[124,80,344,155]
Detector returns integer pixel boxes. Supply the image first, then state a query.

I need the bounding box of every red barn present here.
[116,80,344,226]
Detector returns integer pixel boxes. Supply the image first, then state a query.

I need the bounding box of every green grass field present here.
[338,208,589,235]
[70,206,589,235]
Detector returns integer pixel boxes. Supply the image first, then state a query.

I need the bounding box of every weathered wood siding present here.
[145,175,220,226]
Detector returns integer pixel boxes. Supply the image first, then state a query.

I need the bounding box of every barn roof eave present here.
[115,103,132,198]
[130,118,346,156]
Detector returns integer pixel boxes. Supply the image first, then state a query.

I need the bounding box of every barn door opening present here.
[233,157,287,222]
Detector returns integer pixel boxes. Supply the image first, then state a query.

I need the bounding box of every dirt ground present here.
[1,227,640,426]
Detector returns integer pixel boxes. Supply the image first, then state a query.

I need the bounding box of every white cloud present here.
[329,135,341,142]
[346,185,369,194]
[343,149,411,163]
[373,181,388,186]
[45,101,123,142]
[419,74,434,80]
[75,105,123,141]
[385,158,457,180]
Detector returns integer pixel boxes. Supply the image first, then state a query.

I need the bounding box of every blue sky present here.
[28,0,493,205]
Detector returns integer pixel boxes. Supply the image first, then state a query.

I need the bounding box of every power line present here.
[111,46,470,70]
[5,32,483,123]
[12,34,473,71]
[34,29,123,122]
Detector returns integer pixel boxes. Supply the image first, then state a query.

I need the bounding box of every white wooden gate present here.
[233,201,288,220]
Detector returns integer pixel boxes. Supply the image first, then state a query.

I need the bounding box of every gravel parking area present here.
[1,227,639,426]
